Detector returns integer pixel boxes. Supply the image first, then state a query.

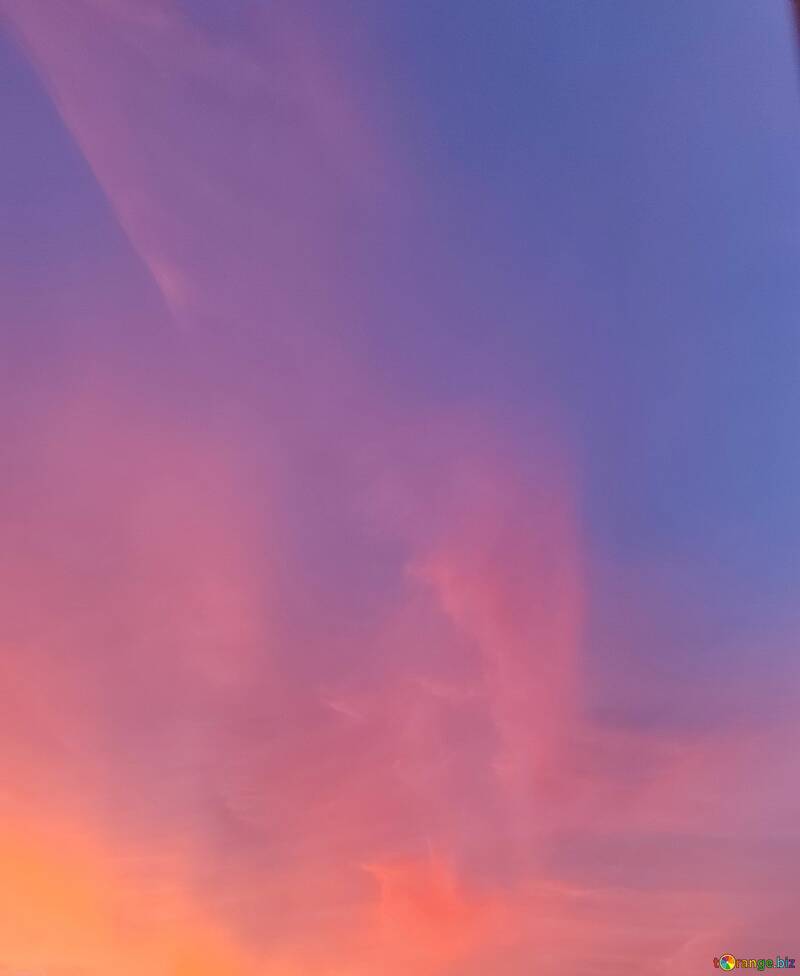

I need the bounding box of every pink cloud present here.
[0,2,797,972]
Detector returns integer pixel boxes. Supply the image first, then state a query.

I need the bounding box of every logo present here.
[714,957,796,971]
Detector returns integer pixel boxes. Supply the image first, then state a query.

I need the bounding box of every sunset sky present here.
[1,1,799,973]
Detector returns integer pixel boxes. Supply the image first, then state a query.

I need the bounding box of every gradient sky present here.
[1,1,799,973]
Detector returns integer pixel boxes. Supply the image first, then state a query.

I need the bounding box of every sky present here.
[0,1,799,972]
